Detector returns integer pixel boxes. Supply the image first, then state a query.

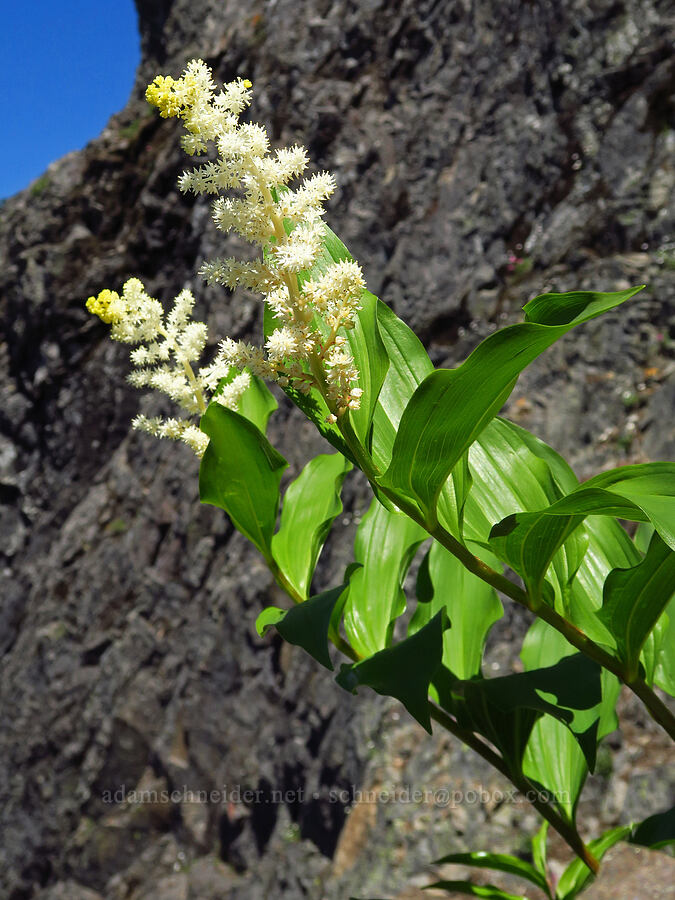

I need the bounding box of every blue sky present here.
[1,0,140,198]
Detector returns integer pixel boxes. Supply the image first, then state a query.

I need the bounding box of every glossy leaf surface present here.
[272,453,351,599]
[199,405,287,559]
[409,541,502,679]
[380,288,643,517]
[597,531,675,677]
[336,611,446,732]
[433,851,550,896]
[342,498,427,657]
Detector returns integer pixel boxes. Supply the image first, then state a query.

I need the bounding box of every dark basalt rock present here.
[1,1,673,897]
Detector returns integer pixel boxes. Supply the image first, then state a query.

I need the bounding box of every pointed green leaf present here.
[597,531,675,678]
[272,453,351,599]
[238,373,278,434]
[489,511,584,605]
[379,288,643,517]
[497,463,675,552]
[215,369,278,435]
[556,825,632,899]
[630,806,675,850]
[336,611,446,732]
[342,498,427,657]
[532,822,549,878]
[409,540,503,679]
[521,621,619,823]
[433,851,551,896]
[370,299,434,471]
[255,606,286,636]
[199,405,287,559]
[345,290,390,447]
[464,654,604,772]
[425,882,528,899]
[255,585,346,670]
[463,418,642,621]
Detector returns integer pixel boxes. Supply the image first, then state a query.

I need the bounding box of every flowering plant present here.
[87,60,675,897]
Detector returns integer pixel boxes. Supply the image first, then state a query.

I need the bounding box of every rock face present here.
[0,1,673,898]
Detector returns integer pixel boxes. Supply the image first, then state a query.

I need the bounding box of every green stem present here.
[266,516,600,871]
[429,704,600,876]
[333,418,675,742]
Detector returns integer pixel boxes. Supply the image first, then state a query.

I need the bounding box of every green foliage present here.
[342,497,427,657]
[336,610,446,733]
[433,851,551,896]
[379,288,643,521]
[196,222,674,892]
[271,453,351,599]
[199,404,287,559]
[256,584,347,670]
[409,540,503,679]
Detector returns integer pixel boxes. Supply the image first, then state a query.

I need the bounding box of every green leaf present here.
[654,597,675,696]
[379,288,643,518]
[199,405,287,559]
[255,606,286,636]
[238,373,278,434]
[214,369,278,435]
[496,463,675,552]
[409,540,503,679]
[255,584,347,670]
[462,418,642,622]
[630,806,675,850]
[283,381,354,460]
[370,299,434,471]
[556,825,632,899]
[596,531,675,679]
[272,453,351,599]
[425,882,528,899]
[463,654,604,772]
[566,515,640,641]
[520,621,619,823]
[342,498,427,657]
[531,822,549,878]
[433,851,551,897]
[345,289,390,447]
[336,610,446,733]
[489,511,584,605]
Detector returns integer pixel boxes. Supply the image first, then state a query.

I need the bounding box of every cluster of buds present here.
[86,279,249,456]
[88,60,366,454]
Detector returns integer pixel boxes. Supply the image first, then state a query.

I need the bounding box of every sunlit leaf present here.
[409,541,503,679]
[433,851,551,896]
[199,405,287,559]
[597,532,675,678]
[342,498,427,657]
[380,288,643,518]
[272,453,351,599]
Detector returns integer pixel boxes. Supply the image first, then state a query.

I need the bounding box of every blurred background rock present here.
[0,1,673,897]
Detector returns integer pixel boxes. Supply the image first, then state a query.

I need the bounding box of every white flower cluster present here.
[146,59,366,419]
[86,279,249,456]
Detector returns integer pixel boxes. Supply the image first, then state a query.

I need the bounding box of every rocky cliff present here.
[1,1,673,898]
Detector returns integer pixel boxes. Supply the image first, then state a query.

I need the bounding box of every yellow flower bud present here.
[86,289,123,324]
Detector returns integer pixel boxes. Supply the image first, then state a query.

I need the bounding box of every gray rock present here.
[1,0,674,898]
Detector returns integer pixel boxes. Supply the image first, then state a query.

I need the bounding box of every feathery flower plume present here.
[146,60,365,417]
[87,60,366,455]
[86,279,249,456]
